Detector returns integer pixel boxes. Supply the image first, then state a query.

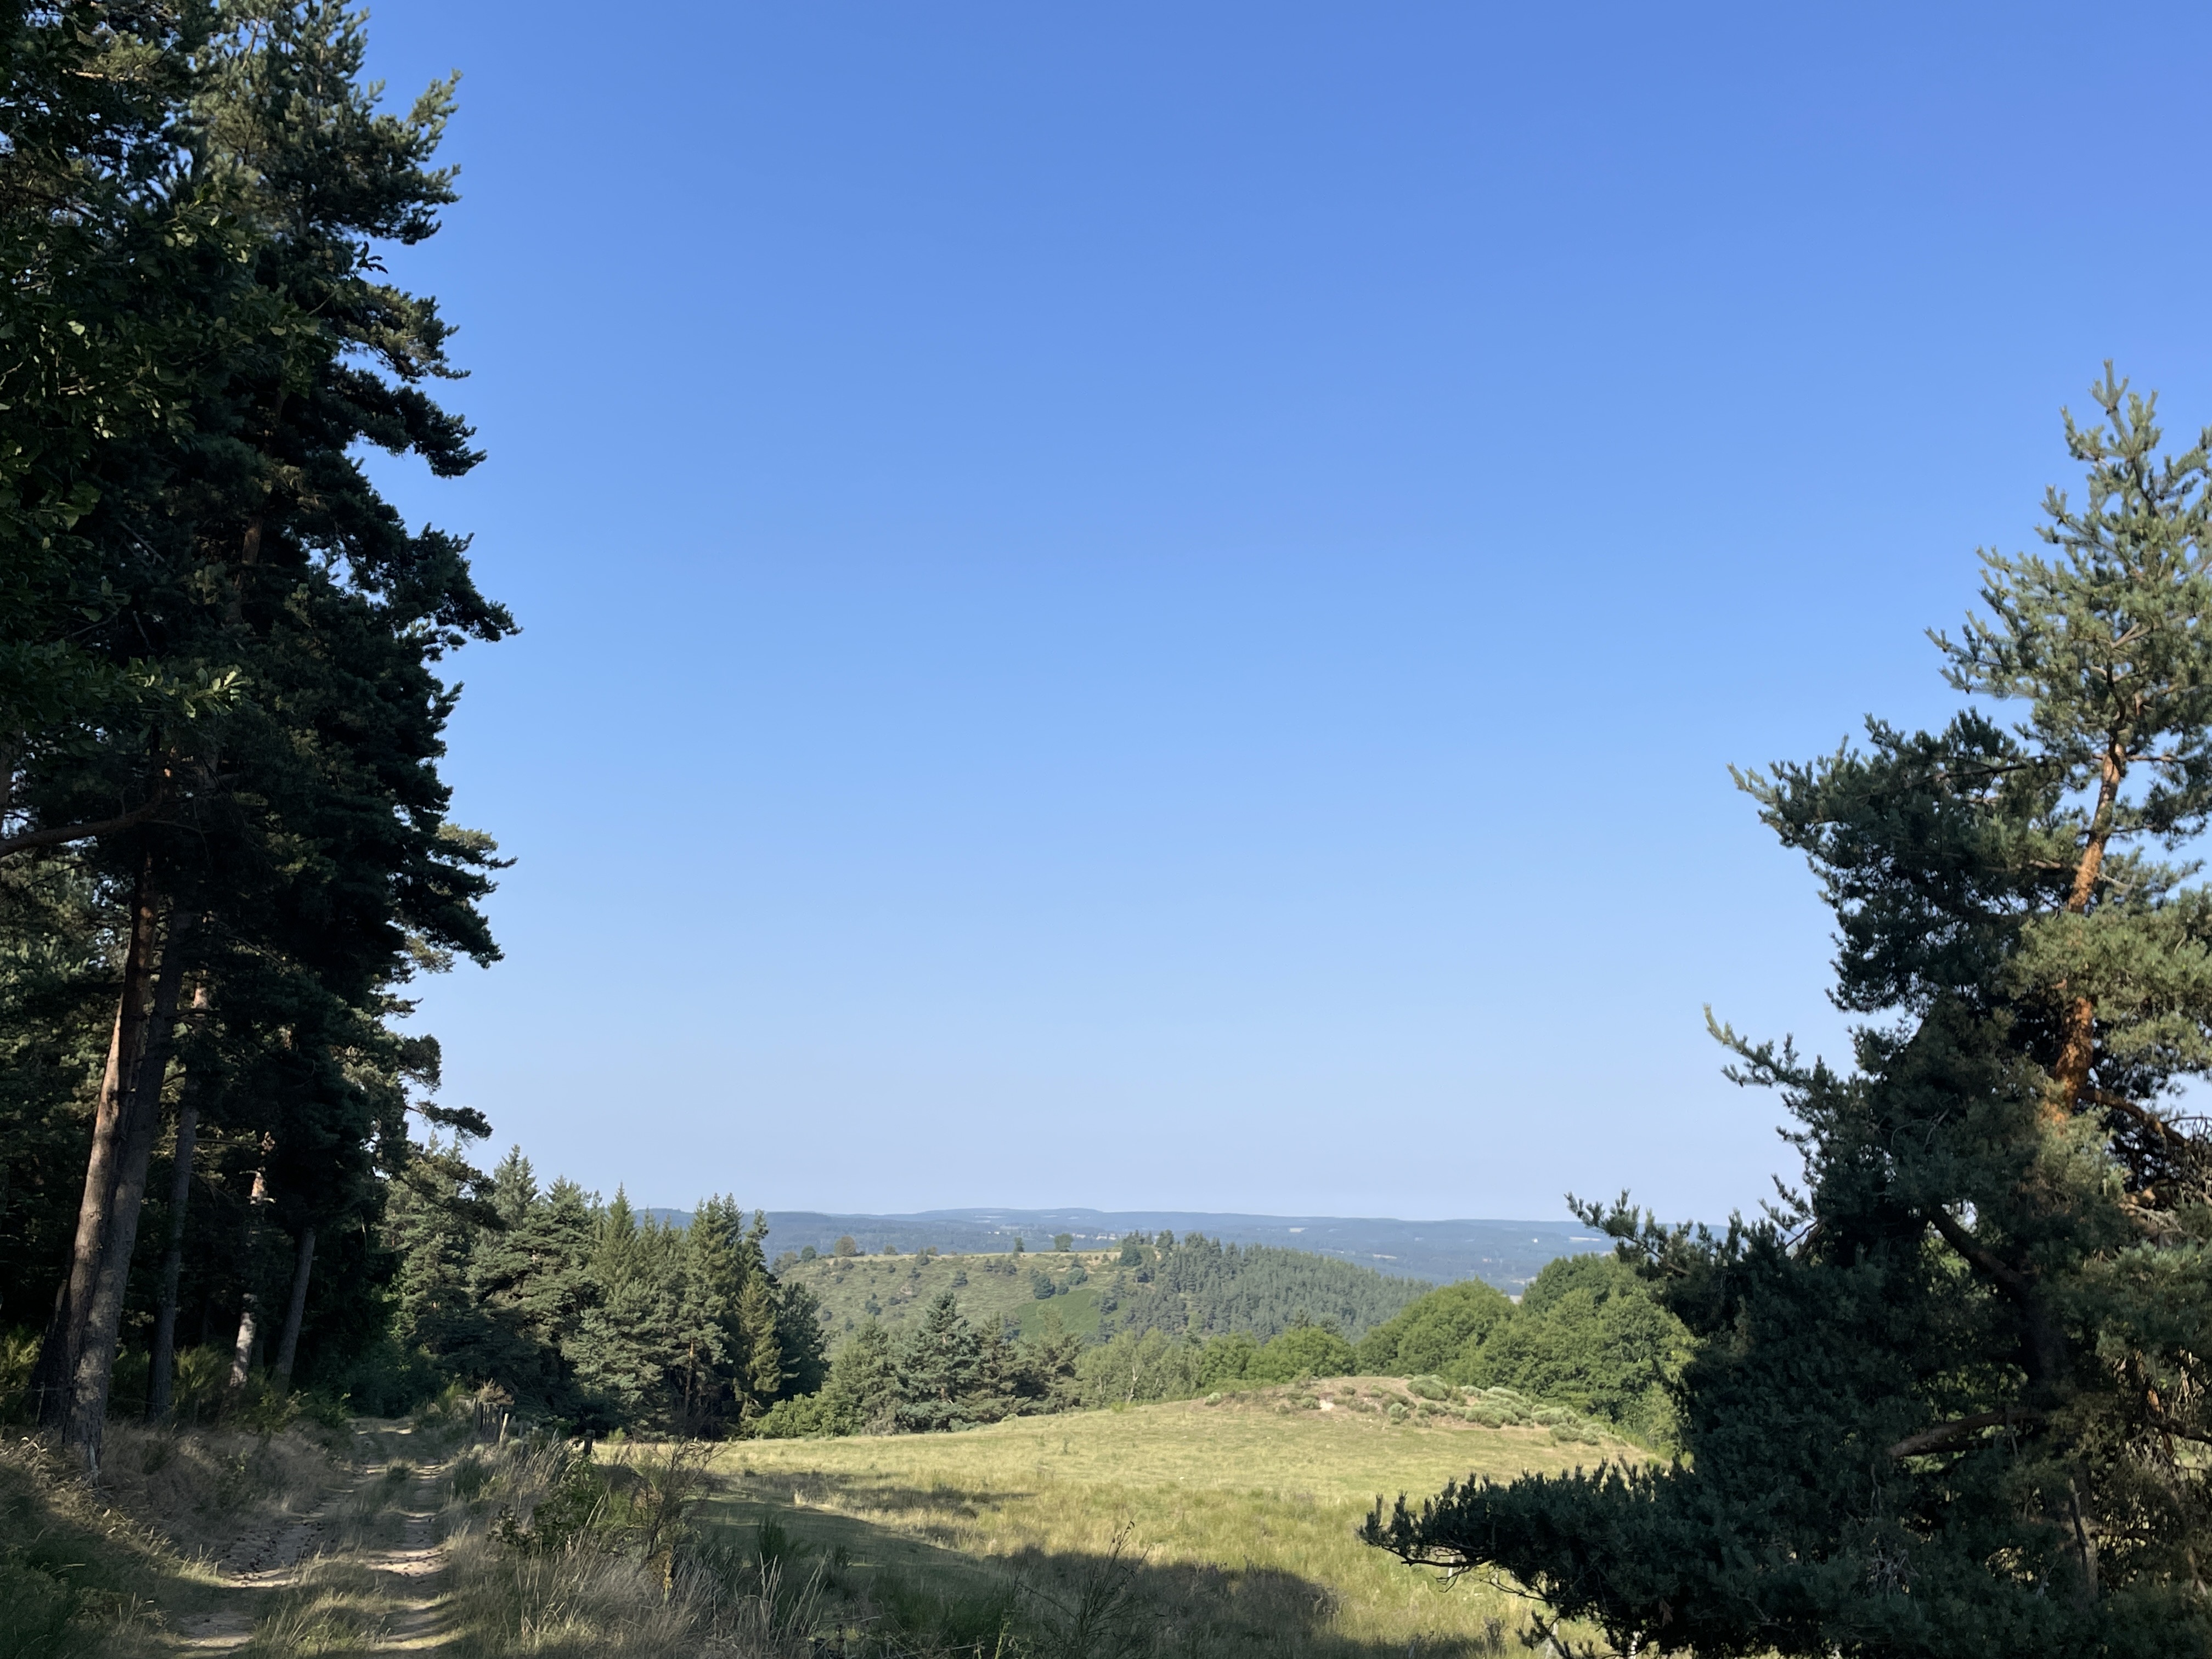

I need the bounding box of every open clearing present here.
[11,1387,1630,1655]
[697,1379,1638,1655]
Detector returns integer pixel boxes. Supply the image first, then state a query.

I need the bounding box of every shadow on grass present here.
[0,1439,207,1659]
[695,1473,1518,1659]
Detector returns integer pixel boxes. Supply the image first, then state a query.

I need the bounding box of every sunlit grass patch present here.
[698,1384,1638,1655]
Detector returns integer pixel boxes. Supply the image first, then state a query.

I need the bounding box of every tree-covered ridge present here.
[1104,1229,1429,1341]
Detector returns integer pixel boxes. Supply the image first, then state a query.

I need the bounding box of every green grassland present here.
[791,1250,1123,1344]
[691,1376,1640,1655]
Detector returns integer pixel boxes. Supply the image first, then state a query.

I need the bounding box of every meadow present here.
[684,1378,1634,1656]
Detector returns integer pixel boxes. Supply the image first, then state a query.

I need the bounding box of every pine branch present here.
[0,789,164,856]
[1887,1407,2044,1459]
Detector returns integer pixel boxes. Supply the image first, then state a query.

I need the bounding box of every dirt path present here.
[354,1458,454,1651]
[166,1430,458,1654]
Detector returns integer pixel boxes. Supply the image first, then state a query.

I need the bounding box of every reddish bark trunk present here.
[32,855,159,1434]
[2050,748,2125,1119]
[61,907,194,1457]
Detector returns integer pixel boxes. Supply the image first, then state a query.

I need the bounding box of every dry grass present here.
[93,1417,353,1558]
[437,1437,758,1657]
[167,1383,1629,1657]
[443,1526,710,1655]
[686,1379,1638,1656]
[0,1417,357,1658]
[230,1556,390,1656]
[0,1433,191,1659]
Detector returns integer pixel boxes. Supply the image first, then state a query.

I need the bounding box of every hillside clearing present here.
[691,1379,1640,1655]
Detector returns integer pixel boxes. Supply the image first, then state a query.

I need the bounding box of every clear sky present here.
[353,1,2212,1222]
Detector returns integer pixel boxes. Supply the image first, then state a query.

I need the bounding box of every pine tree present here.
[569,1189,683,1429]
[895,1291,984,1432]
[822,1318,899,1433]
[7,0,507,1462]
[1364,373,2212,1657]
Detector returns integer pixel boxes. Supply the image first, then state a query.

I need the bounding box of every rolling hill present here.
[783,1233,1429,1348]
[640,1206,1615,1290]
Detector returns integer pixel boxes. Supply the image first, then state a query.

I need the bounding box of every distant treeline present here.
[758,1250,1690,1445]
[353,1198,1439,1435]
[1099,1231,1427,1342]
[1104,1248,1691,1444]
[0,1099,1668,1444]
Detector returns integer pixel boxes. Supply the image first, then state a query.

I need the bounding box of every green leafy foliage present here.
[1353,1279,1515,1378]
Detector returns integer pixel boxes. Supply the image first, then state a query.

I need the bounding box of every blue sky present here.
[356,2,2212,1221]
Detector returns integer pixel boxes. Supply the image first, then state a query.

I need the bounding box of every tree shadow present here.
[0,1438,226,1658]
[695,1473,1521,1658]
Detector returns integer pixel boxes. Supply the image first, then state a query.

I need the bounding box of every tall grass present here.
[431,1384,1606,1655]
[707,1379,1629,1655]
[0,1431,224,1659]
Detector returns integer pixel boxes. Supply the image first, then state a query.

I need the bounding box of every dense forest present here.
[1100,1229,1427,1341]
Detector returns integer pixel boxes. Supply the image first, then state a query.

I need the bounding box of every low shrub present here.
[452,1451,494,1502]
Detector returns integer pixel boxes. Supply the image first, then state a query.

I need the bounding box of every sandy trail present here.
[165,1431,456,1654]
[354,1458,454,1650]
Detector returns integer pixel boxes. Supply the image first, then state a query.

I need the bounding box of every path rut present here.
[165,1430,456,1654]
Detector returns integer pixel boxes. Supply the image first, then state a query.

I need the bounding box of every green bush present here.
[450,1452,494,1502]
[751,1393,838,1439]
[1245,1324,1356,1383]
[1355,1280,1514,1376]
[1460,1256,1690,1444]
[494,1451,607,1555]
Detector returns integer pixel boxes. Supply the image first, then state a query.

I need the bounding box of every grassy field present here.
[685,1376,1635,1656]
[0,1384,1626,1656]
[789,1249,1120,1344]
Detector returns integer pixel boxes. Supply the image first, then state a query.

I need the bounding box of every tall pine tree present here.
[1366,371,2212,1657]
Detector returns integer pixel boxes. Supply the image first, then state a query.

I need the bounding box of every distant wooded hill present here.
[637,1208,1612,1290]
[783,1232,1429,1348]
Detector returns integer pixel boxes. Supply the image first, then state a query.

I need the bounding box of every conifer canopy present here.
[1364,371,2212,1658]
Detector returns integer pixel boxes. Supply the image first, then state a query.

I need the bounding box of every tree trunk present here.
[228,1141,272,1393]
[31,855,159,1434]
[228,1297,259,1394]
[2051,748,2125,1115]
[270,1225,315,1395]
[2069,1474,2101,1602]
[146,1008,205,1424]
[61,907,194,1459]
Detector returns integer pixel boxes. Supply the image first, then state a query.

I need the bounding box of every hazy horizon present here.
[349,1,2212,1221]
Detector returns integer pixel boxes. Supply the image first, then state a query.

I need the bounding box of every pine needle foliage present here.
[1364,371,2212,1658]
